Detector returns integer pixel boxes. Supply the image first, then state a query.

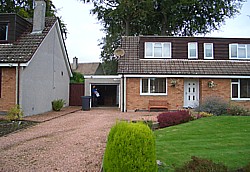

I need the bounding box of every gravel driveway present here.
[0,107,157,172]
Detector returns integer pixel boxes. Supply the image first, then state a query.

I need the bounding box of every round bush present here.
[103,121,157,172]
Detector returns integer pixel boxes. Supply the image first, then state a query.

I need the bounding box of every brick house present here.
[0,1,72,116]
[118,36,250,112]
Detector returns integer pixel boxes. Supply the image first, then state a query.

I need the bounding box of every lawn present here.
[154,116,250,171]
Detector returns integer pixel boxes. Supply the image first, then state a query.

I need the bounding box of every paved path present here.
[0,107,157,172]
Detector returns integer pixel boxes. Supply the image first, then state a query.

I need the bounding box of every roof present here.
[72,63,104,75]
[0,17,57,63]
[118,36,250,76]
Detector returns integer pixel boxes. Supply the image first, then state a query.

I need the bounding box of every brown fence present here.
[69,83,85,106]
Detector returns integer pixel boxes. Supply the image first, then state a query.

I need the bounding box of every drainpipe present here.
[17,63,20,105]
[122,74,124,112]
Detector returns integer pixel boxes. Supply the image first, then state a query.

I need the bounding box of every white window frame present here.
[204,43,214,59]
[229,44,250,59]
[145,42,171,59]
[188,42,198,59]
[140,78,167,95]
[231,79,250,100]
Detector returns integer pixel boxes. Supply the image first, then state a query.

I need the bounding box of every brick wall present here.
[126,78,184,111]
[126,77,250,111]
[0,67,16,112]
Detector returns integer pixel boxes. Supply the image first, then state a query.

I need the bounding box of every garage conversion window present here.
[229,44,250,59]
[141,78,167,95]
[145,42,171,58]
[231,79,250,100]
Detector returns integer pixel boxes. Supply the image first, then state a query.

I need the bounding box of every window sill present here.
[140,93,167,96]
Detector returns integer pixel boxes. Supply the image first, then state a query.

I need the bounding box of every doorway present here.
[184,79,199,108]
[92,84,119,107]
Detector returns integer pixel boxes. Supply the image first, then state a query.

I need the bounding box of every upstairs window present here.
[188,42,198,59]
[231,79,250,100]
[141,78,167,95]
[0,24,8,41]
[204,43,213,59]
[145,42,171,58]
[229,44,250,59]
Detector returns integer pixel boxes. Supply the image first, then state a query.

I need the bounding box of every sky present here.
[53,0,250,63]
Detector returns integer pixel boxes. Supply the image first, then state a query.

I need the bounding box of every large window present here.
[229,44,250,59]
[0,24,8,41]
[141,78,167,95]
[231,79,250,100]
[204,43,213,59]
[145,42,171,58]
[188,42,198,59]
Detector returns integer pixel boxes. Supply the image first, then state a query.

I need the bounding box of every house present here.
[0,0,72,116]
[118,36,250,112]
[71,57,104,75]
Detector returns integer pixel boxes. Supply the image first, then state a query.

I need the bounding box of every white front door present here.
[184,79,199,108]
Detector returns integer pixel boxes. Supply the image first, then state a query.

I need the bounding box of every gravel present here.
[0,107,157,172]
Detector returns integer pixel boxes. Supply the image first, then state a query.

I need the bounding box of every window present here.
[0,24,8,41]
[229,44,250,59]
[141,78,167,95]
[204,43,213,59]
[145,42,171,58]
[231,79,250,100]
[188,42,198,59]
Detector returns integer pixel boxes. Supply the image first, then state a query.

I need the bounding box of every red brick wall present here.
[126,78,184,111]
[126,78,250,111]
[0,68,16,112]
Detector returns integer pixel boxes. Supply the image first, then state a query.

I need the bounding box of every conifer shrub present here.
[157,110,192,128]
[103,121,157,172]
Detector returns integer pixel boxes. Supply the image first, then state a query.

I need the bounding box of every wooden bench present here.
[148,100,170,112]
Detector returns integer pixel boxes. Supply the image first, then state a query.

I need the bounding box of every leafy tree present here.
[70,72,84,83]
[81,0,245,74]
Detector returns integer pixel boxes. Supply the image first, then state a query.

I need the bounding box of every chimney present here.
[72,57,78,70]
[32,0,46,34]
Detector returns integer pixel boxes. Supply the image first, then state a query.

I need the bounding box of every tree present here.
[70,72,84,83]
[81,0,245,74]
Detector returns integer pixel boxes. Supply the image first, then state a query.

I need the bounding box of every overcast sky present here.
[53,0,250,63]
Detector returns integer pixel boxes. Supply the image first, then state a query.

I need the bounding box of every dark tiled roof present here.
[118,36,250,76]
[0,17,57,63]
[71,63,104,75]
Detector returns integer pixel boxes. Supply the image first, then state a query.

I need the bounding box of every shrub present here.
[195,96,229,116]
[227,105,250,116]
[199,111,214,117]
[175,156,228,172]
[7,105,24,121]
[157,110,191,128]
[52,99,65,111]
[103,121,157,172]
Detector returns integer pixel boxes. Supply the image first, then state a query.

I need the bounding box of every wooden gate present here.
[69,83,85,106]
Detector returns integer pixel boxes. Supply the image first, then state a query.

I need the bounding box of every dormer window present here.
[204,43,213,59]
[0,23,8,41]
[229,44,250,59]
[188,42,198,59]
[145,42,171,58]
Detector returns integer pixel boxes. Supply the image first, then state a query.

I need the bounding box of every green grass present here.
[154,116,250,171]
